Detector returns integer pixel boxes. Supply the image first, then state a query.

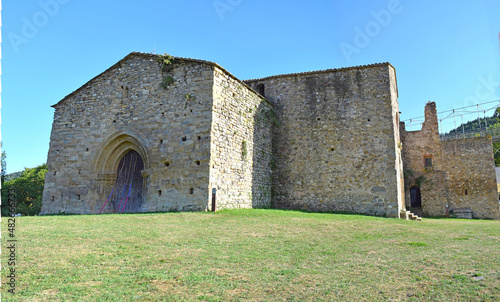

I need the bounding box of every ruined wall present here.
[401,102,500,219]
[400,102,448,216]
[246,64,403,217]
[209,67,274,210]
[42,53,214,214]
[441,138,499,219]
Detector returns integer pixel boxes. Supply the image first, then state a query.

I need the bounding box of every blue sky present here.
[2,0,500,173]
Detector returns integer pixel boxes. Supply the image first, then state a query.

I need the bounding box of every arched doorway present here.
[410,186,421,208]
[111,150,144,213]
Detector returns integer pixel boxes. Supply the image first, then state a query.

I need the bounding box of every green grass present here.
[2,209,500,301]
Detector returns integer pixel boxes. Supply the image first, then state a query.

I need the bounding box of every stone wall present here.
[400,102,448,216]
[40,52,500,219]
[246,64,404,217]
[401,102,500,219]
[442,138,499,219]
[209,68,274,210]
[42,53,215,214]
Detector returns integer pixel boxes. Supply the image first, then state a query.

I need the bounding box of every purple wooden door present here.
[112,150,144,213]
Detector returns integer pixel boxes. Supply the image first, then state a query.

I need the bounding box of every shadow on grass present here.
[212,208,396,220]
[39,208,402,220]
[38,208,494,221]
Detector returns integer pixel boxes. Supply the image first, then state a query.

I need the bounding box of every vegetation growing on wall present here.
[161,76,175,89]
[241,140,248,160]
[157,53,175,72]
[265,109,279,126]
[158,53,176,90]
[404,169,431,189]
[183,93,196,109]
[414,175,427,188]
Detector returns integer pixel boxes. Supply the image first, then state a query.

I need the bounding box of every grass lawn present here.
[1,209,499,301]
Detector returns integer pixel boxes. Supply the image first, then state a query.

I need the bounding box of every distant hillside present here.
[445,115,499,135]
[5,171,23,182]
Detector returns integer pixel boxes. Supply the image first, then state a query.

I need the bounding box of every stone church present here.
[41,52,500,219]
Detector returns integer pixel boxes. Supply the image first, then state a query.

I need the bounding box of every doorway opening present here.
[112,150,144,213]
[410,186,422,208]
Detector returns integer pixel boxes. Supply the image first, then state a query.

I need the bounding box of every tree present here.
[1,163,48,216]
[489,123,500,166]
[1,151,6,184]
[1,151,8,216]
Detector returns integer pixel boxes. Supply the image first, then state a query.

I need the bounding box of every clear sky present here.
[2,0,500,173]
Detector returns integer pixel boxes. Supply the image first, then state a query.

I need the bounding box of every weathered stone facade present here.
[42,52,499,219]
[42,53,273,214]
[246,64,404,217]
[401,102,500,219]
[209,67,274,210]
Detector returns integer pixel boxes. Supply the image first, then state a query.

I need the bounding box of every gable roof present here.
[52,52,257,108]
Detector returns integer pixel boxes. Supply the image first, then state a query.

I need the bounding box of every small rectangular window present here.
[424,156,432,167]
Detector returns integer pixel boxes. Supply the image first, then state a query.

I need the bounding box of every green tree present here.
[1,151,6,184]
[1,163,47,216]
[489,123,500,166]
[1,151,8,216]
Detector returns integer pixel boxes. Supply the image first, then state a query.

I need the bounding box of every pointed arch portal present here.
[94,130,150,214]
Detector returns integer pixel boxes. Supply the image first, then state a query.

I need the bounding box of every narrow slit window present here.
[122,86,129,98]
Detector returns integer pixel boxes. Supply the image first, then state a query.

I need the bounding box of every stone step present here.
[401,210,422,221]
